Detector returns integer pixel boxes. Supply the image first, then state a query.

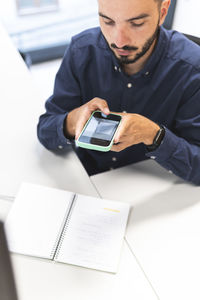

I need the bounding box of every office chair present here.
[183,33,200,46]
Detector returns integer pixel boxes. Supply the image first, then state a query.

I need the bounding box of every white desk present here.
[0,24,158,300]
[0,23,98,199]
[91,160,200,300]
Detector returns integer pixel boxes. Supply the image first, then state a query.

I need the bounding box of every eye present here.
[104,20,115,26]
[130,22,145,27]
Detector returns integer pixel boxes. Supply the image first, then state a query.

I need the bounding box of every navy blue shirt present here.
[37,26,200,184]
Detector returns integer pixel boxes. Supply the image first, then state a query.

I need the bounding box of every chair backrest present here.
[183,33,200,46]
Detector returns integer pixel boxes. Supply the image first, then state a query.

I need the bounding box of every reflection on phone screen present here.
[79,117,119,144]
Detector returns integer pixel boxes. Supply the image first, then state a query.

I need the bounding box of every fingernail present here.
[75,132,79,140]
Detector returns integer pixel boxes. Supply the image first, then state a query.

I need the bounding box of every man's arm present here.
[111,87,200,185]
[37,42,111,150]
[145,127,200,185]
[146,86,200,185]
[37,43,82,150]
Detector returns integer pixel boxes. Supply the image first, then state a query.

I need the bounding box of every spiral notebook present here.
[5,182,130,273]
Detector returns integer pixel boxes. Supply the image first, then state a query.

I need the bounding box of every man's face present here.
[98,0,168,65]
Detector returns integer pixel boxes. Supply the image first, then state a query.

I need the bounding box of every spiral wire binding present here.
[50,194,77,260]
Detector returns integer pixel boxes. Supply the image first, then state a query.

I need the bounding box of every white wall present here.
[172,0,200,37]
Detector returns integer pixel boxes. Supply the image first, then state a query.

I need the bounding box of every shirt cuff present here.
[56,113,74,149]
[145,127,179,162]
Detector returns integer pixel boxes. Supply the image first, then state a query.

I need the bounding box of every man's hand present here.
[65,98,110,139]
[112,113,160,152]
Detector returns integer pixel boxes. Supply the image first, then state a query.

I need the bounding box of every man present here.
[37,0,200,184]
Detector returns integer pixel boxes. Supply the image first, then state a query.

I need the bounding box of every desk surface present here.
[0,23,98,199]
[91,160,200,300]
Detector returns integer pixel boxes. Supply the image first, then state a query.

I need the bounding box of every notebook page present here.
[5,183,74,259]
[55,194,130,273]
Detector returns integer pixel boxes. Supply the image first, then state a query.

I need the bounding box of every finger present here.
[114,114,132,143]
[113,134,127,145]
[75,111,91,140]
[111,142,127,152]
[113,122,126,143]
[75,98,110,139]
[90,98,110,115]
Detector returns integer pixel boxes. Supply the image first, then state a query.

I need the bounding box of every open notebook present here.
[5,183,130,273]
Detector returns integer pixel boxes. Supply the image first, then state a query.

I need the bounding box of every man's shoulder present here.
[70,27,107,50]
[166,29,200,70]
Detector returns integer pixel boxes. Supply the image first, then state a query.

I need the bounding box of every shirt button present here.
[127,83,132,88]
[114,66,118,71]
[123,110,127,113]
[58,145,63,149]
[119,68,121,72]
[168,170,173,174]
[150,156,156,159]
[145,71,150,75]
[112,157,117,162]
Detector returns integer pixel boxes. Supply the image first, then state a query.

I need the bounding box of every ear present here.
[159,0,171,26]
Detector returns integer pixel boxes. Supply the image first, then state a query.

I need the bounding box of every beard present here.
[110,21,160,65]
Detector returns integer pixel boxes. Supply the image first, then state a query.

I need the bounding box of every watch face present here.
[154,126,165,146]
[147,126,165,152]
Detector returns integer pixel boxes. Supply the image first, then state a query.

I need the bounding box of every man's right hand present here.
[65,98,110,140]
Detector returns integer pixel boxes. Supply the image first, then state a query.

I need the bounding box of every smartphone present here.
[76,111,122,152]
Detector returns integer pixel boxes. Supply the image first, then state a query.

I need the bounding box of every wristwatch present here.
[146,125,165,152]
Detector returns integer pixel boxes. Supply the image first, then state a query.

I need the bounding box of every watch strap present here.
[146,125,165,152]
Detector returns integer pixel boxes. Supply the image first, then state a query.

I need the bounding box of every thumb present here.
[75,113,90,140]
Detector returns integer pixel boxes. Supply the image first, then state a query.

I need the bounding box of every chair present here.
[183,33,200,46]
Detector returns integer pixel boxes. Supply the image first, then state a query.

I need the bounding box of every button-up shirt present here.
[37,26,200,184]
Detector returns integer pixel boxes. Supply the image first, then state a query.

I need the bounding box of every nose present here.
[113,26,131,48]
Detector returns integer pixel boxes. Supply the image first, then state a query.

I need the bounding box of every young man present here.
[37,0,200,184]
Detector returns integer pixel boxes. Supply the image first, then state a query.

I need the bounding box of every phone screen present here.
[78,112,121,146]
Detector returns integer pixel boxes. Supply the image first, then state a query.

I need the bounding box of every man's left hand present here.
[111,113,160,152]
